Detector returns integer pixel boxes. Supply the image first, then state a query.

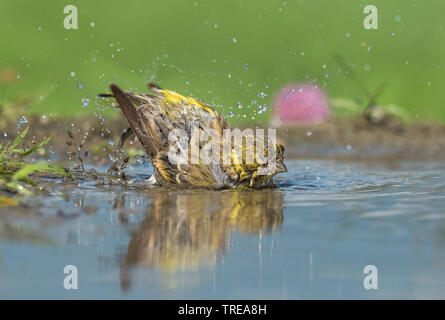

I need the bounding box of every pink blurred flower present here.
[274,83,330,125]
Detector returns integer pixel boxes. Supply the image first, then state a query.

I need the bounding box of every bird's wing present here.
[108,84,234,188]
[152,88,230,136]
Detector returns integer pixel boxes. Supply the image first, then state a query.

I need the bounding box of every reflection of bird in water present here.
[100,83,287,189]
[120,189,283,291]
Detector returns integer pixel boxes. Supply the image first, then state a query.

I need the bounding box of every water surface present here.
[1,159,445,299]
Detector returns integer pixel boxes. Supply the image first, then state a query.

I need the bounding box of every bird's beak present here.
[275,162,287,173]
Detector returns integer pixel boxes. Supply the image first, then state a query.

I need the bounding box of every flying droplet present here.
[257,92,267,98]
[81,98,90,106]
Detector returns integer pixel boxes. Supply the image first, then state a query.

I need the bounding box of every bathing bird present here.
[99,83,287,189]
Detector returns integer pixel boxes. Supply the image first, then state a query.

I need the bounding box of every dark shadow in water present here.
[119,189,284,291]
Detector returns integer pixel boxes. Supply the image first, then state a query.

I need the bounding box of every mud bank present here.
[277,118,445,161]
[2,116,445,163]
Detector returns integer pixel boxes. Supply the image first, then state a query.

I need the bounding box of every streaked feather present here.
[101,83,286,189]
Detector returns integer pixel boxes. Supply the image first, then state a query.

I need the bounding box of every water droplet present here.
[77,82,84,89]
[227,111,234,117]
[232,37,237,43]
[70,72,76,77]
[395,15,401,22]
[3,132,7,137]
[346,144,352,151]
[306,131,312,137]
[257,92,267,98]
[227,74,231,78]
[90,22,95,27]
[81,98,90,106]
[18,116,28,125]
[364,64,371,71]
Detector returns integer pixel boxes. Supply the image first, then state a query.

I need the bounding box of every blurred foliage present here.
[331,97,410,121]
[0,0,444,123]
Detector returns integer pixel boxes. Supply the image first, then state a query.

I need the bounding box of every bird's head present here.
[273,144,287,174]
[248,143,287,187]
[254,143,287,176]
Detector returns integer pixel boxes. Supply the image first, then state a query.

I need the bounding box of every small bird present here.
[100,83,287,189]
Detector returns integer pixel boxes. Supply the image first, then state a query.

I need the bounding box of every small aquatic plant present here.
[0,125,65,201]
[66,129,88,172]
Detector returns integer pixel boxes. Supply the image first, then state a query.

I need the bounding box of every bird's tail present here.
[109,84,140,132]
[106,84,156,157]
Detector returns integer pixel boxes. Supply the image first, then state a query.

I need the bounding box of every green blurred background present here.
[1,0,444,124]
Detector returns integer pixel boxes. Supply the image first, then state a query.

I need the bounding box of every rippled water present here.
[1,159,445,299]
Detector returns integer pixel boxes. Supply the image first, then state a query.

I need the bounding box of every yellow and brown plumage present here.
[101,83,287,189]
